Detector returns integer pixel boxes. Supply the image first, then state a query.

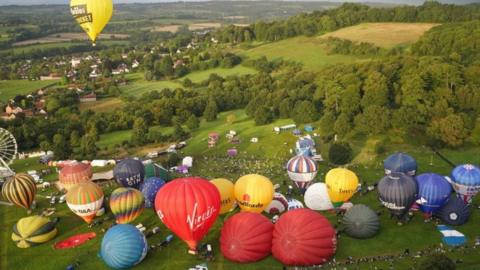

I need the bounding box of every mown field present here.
[78,97,125,113]
[0,80,58,102]
[2,109,480,270]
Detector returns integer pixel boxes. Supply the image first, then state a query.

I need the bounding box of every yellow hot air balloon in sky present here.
[211,178,235,214]
[325,168,359,207]
[70,0,113,45]
[234,174,274,213]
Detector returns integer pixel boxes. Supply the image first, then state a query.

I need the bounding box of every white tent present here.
[182,156,193,168]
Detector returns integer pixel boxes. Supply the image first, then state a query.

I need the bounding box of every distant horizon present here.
[1,0,479,7]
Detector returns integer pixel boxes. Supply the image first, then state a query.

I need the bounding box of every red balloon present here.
[220,212,273,263]
[272,209,336,266]
[155,177,220,251]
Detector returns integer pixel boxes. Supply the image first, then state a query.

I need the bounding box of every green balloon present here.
[343,204,380,239]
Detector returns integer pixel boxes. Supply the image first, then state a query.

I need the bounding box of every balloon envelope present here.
[155,177,220,251]
[325,168,359,207]
[287,198,304,211]
[272,209,336,266]
[1,173,37,210]
[234,174,274,213]
[70,0,113,43]
[140,177,165,208]
[384,152,417,176]
[12,216,57,248]
[450,164,480,203]
[264,192,289,214]
[435,196,470,226]
[100,224,148,269]
[343,204,379,239]
[59,162,92,191]
[220,212,273,263]
[378,173,417,217]
[110,187,145,224]
[66,182,104,224]
[415,173,452,214]
[113,159,145,189]
[286,155,318,191]
[210,178,235,214]
[304,183,333,211]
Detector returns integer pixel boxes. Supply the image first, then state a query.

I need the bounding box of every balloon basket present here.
[188,249,198,255]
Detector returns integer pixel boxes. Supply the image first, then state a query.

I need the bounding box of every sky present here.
[0,0,478,6]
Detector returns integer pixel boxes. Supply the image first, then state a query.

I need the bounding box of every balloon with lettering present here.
[66,182,104,224]
[70,0,113,45]
[220,212,274,263]
[378,173,418,218]
[210,178,235,214]
[450,164,480,204]
[155,177,220,251]
[415,173,452,215]
[264,192,289,214]
[304,183,334,211]
[139,177,165,208]
[325,168,359,207]
[113,158,145,189]
[110,187,145,224]
[234,174,274,213]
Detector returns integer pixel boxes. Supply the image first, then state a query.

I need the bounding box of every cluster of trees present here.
[323,37,381,56]
[213,2,480,43]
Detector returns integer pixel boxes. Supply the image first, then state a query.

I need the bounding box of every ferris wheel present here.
[0,128,17,173]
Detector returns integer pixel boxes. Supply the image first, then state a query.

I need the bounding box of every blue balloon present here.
[114,159,145,189]
[435,196,470,226]
[384,152,417,176]
[100,224,148,269]
[451,164,480,203]
[415,173,452,214]
[139,177,165,208]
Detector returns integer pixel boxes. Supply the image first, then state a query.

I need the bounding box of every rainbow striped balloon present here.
[110,187,145,224]
[66,182,104,224]
[286,155,318,191]
[1,173,37,210]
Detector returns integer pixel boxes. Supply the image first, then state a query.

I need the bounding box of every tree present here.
[254,106,274,125]
[361,71,389,109]
[334,113,352,138]
[39,141,51,152]
[52,134,71,160]
[70,131,80,147]
[186,114,200,130]
[80,134,97,160]
[354,106,390,135]
[427,113,468,147]
[172,121,188,141]
[204,96,218,122]
[131,117,149,146]
[293,100,319,124]
[319,111,336,137]
[418,254,455,270]
[328,142,353,165]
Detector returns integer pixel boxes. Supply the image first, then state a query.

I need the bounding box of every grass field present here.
[321,23,439,48]
[181,66,257,83]
[97,126,174,150]
[13,33,130,47]
[239,36,364,71]
[79,97,125,113]
[4,40,129,54]
[0,80,58,102]
[2,109,480,270]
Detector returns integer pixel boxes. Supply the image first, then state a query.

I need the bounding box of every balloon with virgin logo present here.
[234,174,274,213]
[154,177,220,251]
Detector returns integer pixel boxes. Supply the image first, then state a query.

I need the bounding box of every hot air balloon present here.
[287,198,304,211]
[220,212,274,263]
[110,187,145,224]
[450,164,480,203]
[286,155,318,192]
[325,168,359,207]
[234,174,274,213]
[155,177,220,251]
[59,162,92,191]
[343,204,379,239]
[70,0,113,45]
[140,177,165,208]
[100,224,148,269]
[378,173,417,218]
[435,196,470,226]
[384,152,417,176]
[12,216,58,248]
[415,173,452,215]
[1,173,37,210]
[272,209,336,266]
[66,182,104,224]
[113,158,145,189]
[264,192,289,214]
[210,178,235,214]
[304,183,333,211]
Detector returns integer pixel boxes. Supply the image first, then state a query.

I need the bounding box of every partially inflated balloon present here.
[220,212,273,263]
[234,174,274,213]
[155,177,220,251]
[435,196,470,226]
[1,173,37,210]
[210,178,235,214]
[140,177,165,208]
[12,216,58,248]
[110,187,145,224]
[70,0,113,44]
[325,168,359,207]
[304,183,333,211]
[66,182,104,224]
[287,198,304,211]
[264,192,289,214]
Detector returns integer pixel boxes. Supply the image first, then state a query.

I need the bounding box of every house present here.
[5,104,23,115]
[132,60,140,69]
[35,100,45,110]
[40,73,62,81]
[89,69,100,78]
[173,60,184,69]
[112,63,130,75]
[71,57,81,68]
[79,93,97,103]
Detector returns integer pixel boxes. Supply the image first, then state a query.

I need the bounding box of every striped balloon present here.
[286,155,318,191]
[12,216,58,248]
[451,164,480,203]
[110,187,145,224]
[59,162,92,191]
[100,224,148,269]
[66,182,104,224]
[1,173,37,210]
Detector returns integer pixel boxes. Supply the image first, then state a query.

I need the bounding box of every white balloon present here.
[304,183,333,211]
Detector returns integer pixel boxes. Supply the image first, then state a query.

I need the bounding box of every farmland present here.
[78,97,125,113]
[0,80,58,102]
[13,33,130,47]
[181,66,257,83]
